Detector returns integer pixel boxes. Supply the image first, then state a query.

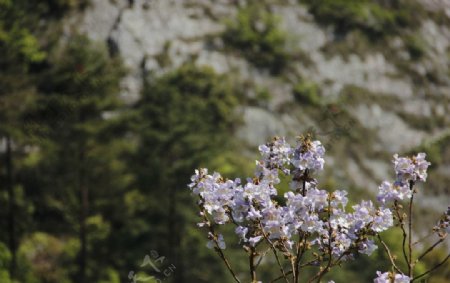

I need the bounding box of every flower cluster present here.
[377,153,430,204]
[393,153,430,182]
[189,136,392,261]
[188,135,447,283]
[373,271,410,283]
[257,136,292,174]
[291,137,325,173]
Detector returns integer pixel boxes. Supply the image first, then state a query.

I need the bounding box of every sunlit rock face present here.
[72,0,450,216]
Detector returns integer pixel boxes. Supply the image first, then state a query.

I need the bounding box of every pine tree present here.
[0,0,46,278]
[134,63,241,282]
[26,35,129,282]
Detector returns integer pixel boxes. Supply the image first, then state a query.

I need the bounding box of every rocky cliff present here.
[71,0,450,219]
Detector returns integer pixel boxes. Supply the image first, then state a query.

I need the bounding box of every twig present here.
[408,183,414,278]
[200,201,241,283]
[259,223,290,283]
[294,233,305,283]
[255,248,271,268]
[412,253,450,282]
[377,234,403,274]
[394,201,409,266]
[250,246,256,283]
[412,231,434,246]
[415,236,446,264]
[271,270,293,283]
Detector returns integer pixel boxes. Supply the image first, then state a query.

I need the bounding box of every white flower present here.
[235,226,248,240]
[292,140,325,173]
[393,153,430,182]
[206,233,226,250]
[248,236,263,247]
[374,271,410,283]
[377,180,412,204]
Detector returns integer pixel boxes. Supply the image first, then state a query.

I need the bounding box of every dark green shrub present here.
[301,0,423,39]
[404,34,426,60]
[223,4,288,74]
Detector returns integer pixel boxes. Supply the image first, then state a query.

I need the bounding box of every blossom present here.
[258,136,292,173]
[374,271,410,283]
[188,135,431,279]
[248,236,263,247]
[188,170,237,224]
[292,138,325,173]
[261,206,290,240]
[358,239,378,255]
[377,180,412,204]
[207,233,226,250]
[393,153,430,182]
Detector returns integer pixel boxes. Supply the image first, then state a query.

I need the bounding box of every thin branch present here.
[250,246,256,283]
[271,270,293,283]
[259,223,290,283]
[408,184,414,278]
[294,173,309,283]
[200,202,241,283]
[412,231,434,246]
[255,248,271,269]
[294,233,305,283]
[394,201,409,266]
[377,234,403,274]
[415,236,446,264]
[412,253,450,282]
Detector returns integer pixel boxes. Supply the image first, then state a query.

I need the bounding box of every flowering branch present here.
[188,135,447,283]
[259,222,290,283]
[198,198,241,283]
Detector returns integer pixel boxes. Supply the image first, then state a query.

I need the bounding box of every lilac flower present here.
[393,153,430,182]
[235,226,248,240]
[372,207,394,233]
[377,180,412,204]
[188,135,426,278]
[292,138,325,173]
[206,233,226,250]
[261,206,291,240]
[348,200,393,238]
[188,170,237,224]
[248,236,263,247]
[258,136,292,173]
[331,190,349,209]
[374,271,410,283]
[358,239,378,255]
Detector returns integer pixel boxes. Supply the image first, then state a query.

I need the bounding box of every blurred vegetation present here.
[293,79,322,106]
[223,3,288,73]
[301,0,424,39]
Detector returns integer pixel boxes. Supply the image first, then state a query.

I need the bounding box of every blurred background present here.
[1,0,449,282]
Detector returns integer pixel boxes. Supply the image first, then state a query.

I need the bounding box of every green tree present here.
[133,63,242,282]
[0,0,47,278]
[24,35,129,282]
[223,4,288,74]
